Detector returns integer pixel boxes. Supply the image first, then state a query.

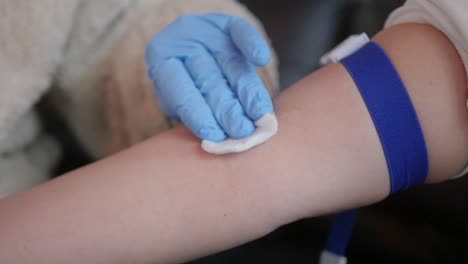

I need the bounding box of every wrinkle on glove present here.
[202,113,278,154]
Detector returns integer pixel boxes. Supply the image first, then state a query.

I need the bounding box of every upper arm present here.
[373,23,468,182]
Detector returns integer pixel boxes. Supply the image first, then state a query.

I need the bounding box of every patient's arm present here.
[0,24,467,264]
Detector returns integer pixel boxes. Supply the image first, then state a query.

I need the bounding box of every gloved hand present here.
[145,13,274,142]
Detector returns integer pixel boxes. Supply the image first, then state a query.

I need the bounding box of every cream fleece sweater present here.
[0,0,278,197]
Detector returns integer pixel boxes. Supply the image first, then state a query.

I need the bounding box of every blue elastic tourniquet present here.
[325,210,357,256]
[341,41,429,193]
[324,41,429,259]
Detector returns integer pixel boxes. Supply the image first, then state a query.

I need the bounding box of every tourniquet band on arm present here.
[320,41,429,264]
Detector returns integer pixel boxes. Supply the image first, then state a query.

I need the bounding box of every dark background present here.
[43,0,468,263]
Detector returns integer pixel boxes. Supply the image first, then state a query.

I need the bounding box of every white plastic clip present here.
[319,250,348,264]
[320,33,370,65]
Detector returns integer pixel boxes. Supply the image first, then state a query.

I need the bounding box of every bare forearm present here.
[0,127,285,263]
[1,68,385,263]
[0,24,467,263]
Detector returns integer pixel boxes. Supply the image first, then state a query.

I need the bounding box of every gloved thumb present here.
[228,17,271,67]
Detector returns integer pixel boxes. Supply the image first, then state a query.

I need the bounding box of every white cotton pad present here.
[201,113,278,155]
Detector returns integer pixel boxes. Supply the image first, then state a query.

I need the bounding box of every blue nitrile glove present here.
[145,13,274,142]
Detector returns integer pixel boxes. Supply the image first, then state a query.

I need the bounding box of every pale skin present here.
[0,23,467,263]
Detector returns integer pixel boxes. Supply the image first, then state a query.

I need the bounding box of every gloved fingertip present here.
[250,47,270,67]
[248,102,274,122]
[227,118,256,139]
[197,127,227,142]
